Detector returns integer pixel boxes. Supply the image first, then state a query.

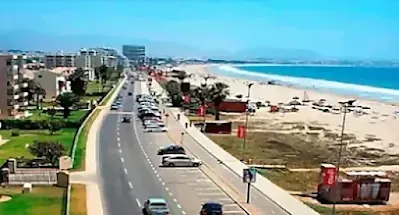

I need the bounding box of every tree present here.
[29,141,66,166]
[99,65,111,84]
[165,80,183,107]
[47,120,63,135]
[24,78,46,109]
[176,70,187,82]
[191,86,209,107]
[209,82,230,120]
[69,68,88,96]
[56,92,79,118]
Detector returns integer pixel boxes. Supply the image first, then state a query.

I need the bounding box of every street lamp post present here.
[201,76,209,132]
[331,99,356,215]
[241,83,254,162]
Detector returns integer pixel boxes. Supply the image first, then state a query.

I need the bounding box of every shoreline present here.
[169,64,399,156]
[214,65,399,106]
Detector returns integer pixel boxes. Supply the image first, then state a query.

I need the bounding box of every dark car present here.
[122,116,131,123]
[157,145,185,155]
[200,202,223,215]
[128,92,133,96]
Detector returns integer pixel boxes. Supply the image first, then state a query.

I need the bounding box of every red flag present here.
[237,125,246,138]
[198,105,205,116]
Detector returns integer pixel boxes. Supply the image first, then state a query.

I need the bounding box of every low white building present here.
[33,70,71,101]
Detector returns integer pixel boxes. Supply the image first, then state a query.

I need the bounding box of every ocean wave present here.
[216,65,399,102]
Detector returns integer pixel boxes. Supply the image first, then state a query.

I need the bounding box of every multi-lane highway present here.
[98,78,247,215]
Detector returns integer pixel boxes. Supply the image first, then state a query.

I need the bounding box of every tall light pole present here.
[201,76,210,132]
[331,99,356,215]
[241,83,254,162]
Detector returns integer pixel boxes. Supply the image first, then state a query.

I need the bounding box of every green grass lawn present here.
[0,128,76,165]
[27,110,88,123]
[73,109,101,171]
[0,186,66,215]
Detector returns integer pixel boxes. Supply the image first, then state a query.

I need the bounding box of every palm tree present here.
[209,82,230,120]
[191,86,209,108]
[176,70,187,82]
[56,92,79,118]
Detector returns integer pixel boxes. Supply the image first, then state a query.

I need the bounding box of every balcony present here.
[20,92,29,97]
[20,82,28,88]
[14,94,20,100]
[13,104,20,110]
[14,74,19,80]
[13,85,19,90]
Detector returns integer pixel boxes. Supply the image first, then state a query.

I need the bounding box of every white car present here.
[144,126,168,132]
[162,155,202,167]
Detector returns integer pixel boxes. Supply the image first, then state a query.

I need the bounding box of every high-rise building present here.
[0,54,30,119]
[44,52,75,68]
[122,45,146,65]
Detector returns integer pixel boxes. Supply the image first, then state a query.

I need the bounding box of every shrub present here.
[29,141,66,166]
[47,120,64,135]
[11,129,20,136]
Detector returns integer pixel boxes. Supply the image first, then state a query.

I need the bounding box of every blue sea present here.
[211,64,399,103]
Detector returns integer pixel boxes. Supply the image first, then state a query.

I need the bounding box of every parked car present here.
[110,105,119,110]
[200,202,223,215]
[142,198,170,215]
[157,145,185,155]
[128,92,133,96]
[162,154,202,167]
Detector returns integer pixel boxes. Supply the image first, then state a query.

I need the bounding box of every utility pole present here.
[241,83,254,162]
[331,99,355,215]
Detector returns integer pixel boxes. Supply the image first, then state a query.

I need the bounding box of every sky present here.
[1,0,398,60]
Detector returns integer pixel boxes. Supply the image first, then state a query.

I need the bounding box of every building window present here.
[38,75,42,78]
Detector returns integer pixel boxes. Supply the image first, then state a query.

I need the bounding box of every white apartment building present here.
[75,48,118,80]
[34,70,71,101]
[44,52,75,68]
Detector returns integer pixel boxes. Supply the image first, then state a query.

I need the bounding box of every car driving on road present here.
[200,201,223,215]
[142,198,170,215]
[157,145,185,155]
[144,126,168,133]
[121,116,131,123]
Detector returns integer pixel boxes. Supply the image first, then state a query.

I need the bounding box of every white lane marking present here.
[168,192,173,196]
[117,131,120,136]
[182,211,186,215]
[136,198,141,207]
[177,204,181,209]
[128,182,133,189]
[118,149,122,154]
[149,141,152,145]
[124,168,128,174]
[165,187,169,191]
[161,181,165,186]
[117,137,120,142]
[173,198,177,202]
[117,142,121,147]
[154,170,158,174]
[120,157,124,163]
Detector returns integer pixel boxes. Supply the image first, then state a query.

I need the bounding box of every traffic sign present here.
[243,167,256,183]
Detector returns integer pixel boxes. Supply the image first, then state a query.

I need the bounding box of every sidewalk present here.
[146,79,319,215]
[70,76,127,215]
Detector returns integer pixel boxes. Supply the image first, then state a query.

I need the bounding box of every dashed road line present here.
[117,137,120,141]
[118,149,122,154]
[128,181,133,189]
[120,157,124,163]
[136,198,141,207]
[124,168,128,174]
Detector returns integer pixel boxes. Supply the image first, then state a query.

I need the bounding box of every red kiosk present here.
[317,163,391,204]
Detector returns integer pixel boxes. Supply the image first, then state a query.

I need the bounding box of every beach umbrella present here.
[288,100,301,106]
[293,96,299,100]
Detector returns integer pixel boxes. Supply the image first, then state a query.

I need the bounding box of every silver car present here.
[144,126,167,133]
[162,155,202,167]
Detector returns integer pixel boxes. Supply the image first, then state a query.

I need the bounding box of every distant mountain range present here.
[0,30,326,60]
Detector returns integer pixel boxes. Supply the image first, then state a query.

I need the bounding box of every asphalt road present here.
[99,78,250,215]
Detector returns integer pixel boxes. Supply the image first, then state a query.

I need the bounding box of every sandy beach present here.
[170,64,399,157]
